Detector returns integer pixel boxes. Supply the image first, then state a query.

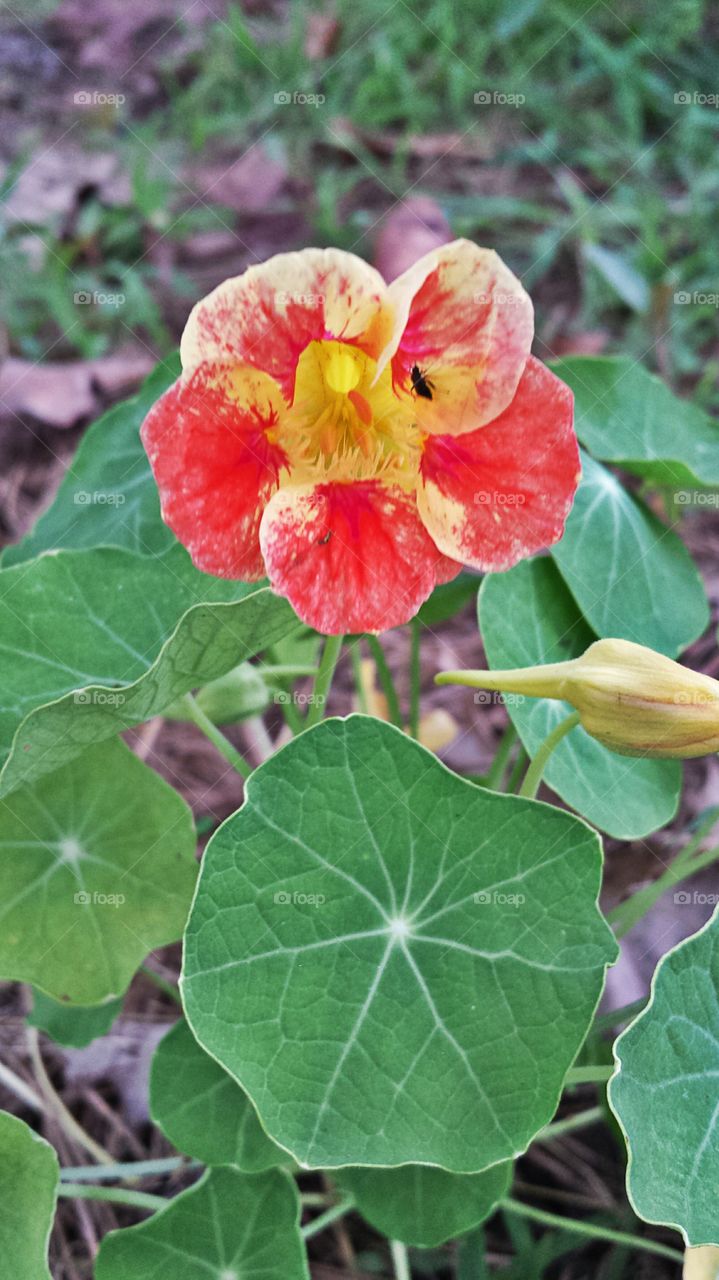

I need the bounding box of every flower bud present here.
[436,638,719,758]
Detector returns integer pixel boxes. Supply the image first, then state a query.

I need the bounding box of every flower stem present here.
[306,635,344,728]
[484,722,519,790]
[140,963,181,1005]
[500,1198,683,1263]
[366,636,403,728]
[181,693,252,778]
[610,830,719,939]
[390,1239,412,1280]
[60,1156,197,1182]
[518,712,581,799]
[535,1105,604,1143]
[27,1028,114,1165]
[408,618,421,739]
[564,1064,614,1086]
[348,641,369,714]
[301,1196,355,1240]
[593,997,647,1034]
[59,1183,167,1212]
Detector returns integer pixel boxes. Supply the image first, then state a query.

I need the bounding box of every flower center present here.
[283,339,421,487]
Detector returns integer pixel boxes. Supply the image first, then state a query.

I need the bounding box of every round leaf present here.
[478,559,681,838]
[0,738,196,1002]
[27,988,122,1047]
[0,1111,58,1280]
[151,1019,284,1171]
[95,1168,309,1280]
[337,1161,511,1247]
[183,716,617,1172]
[610,904,719,1246]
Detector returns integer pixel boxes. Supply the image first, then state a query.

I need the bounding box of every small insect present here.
[318,530,332,545]
[410,363,435,400]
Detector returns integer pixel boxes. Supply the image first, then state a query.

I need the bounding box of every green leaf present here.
[4,358,180,567]
[0,1111,58,1280]
[551,451,708,656]
[27,989,123,1047]
[337,1161,511,1247]
[0,738,196,1002]
[583,245,650,313]
[95,1168,309,1280]
[183,716,616,1172]
[552,356,719,487]
[0,544,297,797]
[609,904,719,1247]
[416,571,479,627]
[150,1020,284,1171]
[478,559,681,839]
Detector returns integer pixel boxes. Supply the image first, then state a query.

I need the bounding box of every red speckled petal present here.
[417,357,579,570]
[379,238,533,436]
[180,248,393,402]
[259,480,457,634]
[141,363,289,580]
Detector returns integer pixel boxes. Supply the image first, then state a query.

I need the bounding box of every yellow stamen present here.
[325,348,361,395]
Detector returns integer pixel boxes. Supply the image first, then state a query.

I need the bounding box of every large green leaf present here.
[609,905,719,1247]
[4,358,179,567]
[27,988,123,1047]
[183,716,616,1173]
[95,1168,309,1280]
[0,544,297,797]
[337,1161,511,1247]
[0,738,196,1002]
[552,356,719,487]
[150,1019,284,1171]
[478,559,681,838]
[0,1111,58,1280]
[551,451,708,656]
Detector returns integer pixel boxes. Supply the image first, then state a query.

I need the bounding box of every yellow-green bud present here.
[436,639,719,759]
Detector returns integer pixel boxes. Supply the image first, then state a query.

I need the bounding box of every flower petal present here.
[259,480,458,634]
[180,248,393,402]
[417,357,578,570]
[141,363,289,580]
[379,238,533,436]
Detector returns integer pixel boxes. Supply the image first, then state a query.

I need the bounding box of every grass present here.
[3,0,719,409]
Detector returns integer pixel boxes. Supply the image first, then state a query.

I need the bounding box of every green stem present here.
[27,1028,114,1166]
[366,636,403,729]
[59,1184,167,1213]
[301,1196,355,1240]
[610,838,719,939]
[305,635,344,729]
[564,1064,613,1086]
[500,1198,683,1263]
[593,998,647,1034]
[348,641,369,714]
[506,746,529,794]
[536,1105,604,1142]
[60,1156,194,1182]
[408,618,421,739]
[141,964,181,1005]
[518,712,580,799]
[390,1238,412,1280]
[181,693,252,778]
[272,686,303,735]
[484,722,519,790]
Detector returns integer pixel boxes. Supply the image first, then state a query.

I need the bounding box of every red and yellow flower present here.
[141,241,579,634]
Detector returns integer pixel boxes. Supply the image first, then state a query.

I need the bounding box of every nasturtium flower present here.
[438,638,719,759]
[141,241,579,634]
